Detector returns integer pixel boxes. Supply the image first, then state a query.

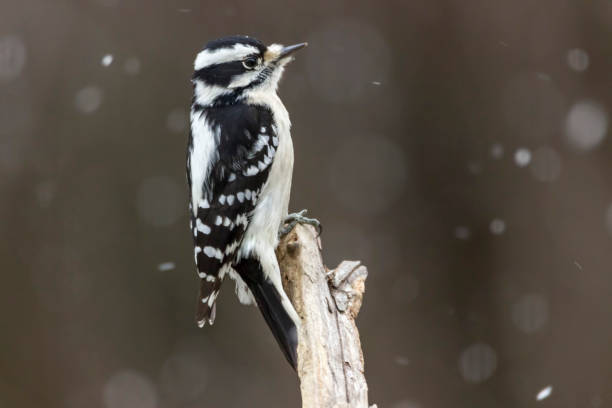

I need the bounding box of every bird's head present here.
[192,35,307,106]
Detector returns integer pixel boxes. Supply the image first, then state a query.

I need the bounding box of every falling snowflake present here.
[536,385,553,401]
[101,54,114,67]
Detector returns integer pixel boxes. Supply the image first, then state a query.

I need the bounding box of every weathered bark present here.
[276,224,373,408]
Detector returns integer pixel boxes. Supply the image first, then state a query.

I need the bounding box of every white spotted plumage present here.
[196,219,211,234]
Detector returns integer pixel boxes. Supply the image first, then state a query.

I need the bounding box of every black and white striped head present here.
[192,36,307,106]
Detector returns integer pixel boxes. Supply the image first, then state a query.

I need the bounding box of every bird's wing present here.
[188,103,278,327]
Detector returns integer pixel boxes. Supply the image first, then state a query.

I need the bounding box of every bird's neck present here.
[193,77,283,109]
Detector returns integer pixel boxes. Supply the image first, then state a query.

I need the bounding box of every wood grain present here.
[276,224,373,408]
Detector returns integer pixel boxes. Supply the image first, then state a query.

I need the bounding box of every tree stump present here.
[276,224,374,408]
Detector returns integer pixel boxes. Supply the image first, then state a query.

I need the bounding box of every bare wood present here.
[276,224,374,408]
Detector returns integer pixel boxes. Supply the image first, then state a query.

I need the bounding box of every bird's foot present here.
[279,209,322,239]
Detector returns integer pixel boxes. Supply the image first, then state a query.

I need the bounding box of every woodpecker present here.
[186,36,319,369]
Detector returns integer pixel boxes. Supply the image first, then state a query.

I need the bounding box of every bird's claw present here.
[279,209,322,239]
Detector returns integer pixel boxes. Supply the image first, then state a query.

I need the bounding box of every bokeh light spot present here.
[512,293,549,333]
[394,356,410,366]
[514,148,532,167]
[565,100,608,151]
[101,54,114,67]
[75,85,103,114]
[103,370,158,408]
[489,218,506,235]
[458,343,497,383]
[467,161,482,175]
[454,226,471,240]
[0,35,26,80]
[490,143,504,160]
[567,48,589,72]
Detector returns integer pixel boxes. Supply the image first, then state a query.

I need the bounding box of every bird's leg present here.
[279,209,321,238]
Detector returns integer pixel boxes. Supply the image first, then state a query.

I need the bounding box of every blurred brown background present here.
[2,0,612,407]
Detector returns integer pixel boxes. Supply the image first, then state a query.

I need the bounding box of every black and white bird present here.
[186,36,319,369]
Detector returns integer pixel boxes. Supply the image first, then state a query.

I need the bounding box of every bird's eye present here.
[242,57,258,70]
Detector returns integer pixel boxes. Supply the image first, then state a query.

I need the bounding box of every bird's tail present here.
[236,258,299,370]
[196,278,222,327]
[246,278,299,369]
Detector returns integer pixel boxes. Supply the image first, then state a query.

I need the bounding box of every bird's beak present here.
[279,42,308,59]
